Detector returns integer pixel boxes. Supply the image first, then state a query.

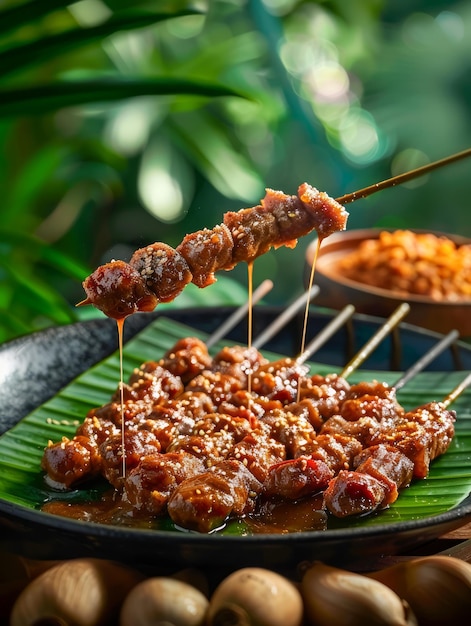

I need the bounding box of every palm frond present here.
[0,10,203,78]
[0,77,248,117]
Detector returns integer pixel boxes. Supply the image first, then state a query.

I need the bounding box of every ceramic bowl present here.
[306,228,471,337]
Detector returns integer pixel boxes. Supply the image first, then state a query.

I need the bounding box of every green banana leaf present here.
[0,316,470,534]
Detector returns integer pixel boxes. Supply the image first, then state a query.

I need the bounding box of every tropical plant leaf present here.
[169,112,266,201]
[0,0,72,38]
[0,10,203,78]
[1,145,70,226]
[0,308,32,337]
[0,316,470,533]
[0,77,248,117]
[1,260,77,324]
[0,228,90,279]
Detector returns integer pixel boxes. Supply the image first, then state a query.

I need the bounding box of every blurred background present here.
[1,0,470,343]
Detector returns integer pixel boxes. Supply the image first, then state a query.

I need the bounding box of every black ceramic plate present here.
[1,307,470,573]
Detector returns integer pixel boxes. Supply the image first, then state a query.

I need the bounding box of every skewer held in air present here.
[336,147,471,205]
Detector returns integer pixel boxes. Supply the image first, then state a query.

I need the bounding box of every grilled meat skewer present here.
[42,335,460,532]
[78,184,348,319]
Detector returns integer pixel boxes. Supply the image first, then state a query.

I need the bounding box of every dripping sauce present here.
[116,317,126,479]
[42,489,328,534]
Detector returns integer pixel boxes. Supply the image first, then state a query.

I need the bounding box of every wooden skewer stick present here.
[340,302,410,379]
[206,279,274,348]
[252,284,320,349]
[296,304,355,365]
[336,148,471,205]
[393,329,460,391]
[442,371,471,408]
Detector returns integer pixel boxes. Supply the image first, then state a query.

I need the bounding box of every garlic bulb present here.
[301,561,417,626]
[10,557,142,626]
[369,555,471,626]
[120,576,209,626]
[207,567,304,626]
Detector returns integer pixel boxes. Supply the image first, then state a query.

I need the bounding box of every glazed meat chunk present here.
[167,459,262,533]
[122,451,205,515]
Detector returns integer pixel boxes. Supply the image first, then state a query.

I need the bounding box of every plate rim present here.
[1,307,471,567]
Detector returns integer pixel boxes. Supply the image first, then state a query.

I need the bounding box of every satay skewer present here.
[78,148,471,321]
[78,184,347,320]
[324,369,470,519]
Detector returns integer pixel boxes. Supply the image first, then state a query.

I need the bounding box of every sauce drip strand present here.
[298,237,322,402]
[117,318,126,479]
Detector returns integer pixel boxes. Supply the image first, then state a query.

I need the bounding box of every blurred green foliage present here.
[0,0,470,343]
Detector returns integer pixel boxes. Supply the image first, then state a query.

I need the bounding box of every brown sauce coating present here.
[80,260,158,320]
[158,337,213,383]
[264,457,334,500]
[176,223,235,287]
[223,205,279,263]
[298,184,349,239]
[323,470,387,518]
[42,435,102,488]
[122,451,205,516]
[130,243,192,303]
[167,459,262,533]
